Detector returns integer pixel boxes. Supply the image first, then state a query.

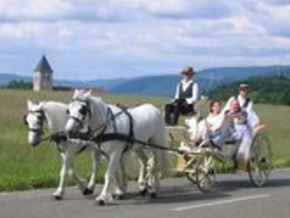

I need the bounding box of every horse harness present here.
[24,109,87,154]
[69,99,178,154]
[82,102,135,153]
[86,103,182,154]
[68,99,92,129]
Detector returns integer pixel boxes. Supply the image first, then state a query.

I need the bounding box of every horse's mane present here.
[87,96,108,128]
[41,101,68,133]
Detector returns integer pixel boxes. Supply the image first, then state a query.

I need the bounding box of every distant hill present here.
[198,65,290,91]
[1,65,290,97]
[0,74,132,90]
[111,65,290,97]
[0,74,31,86]
[54,78,132,90]
[110,75,179,97]
[207,75,290,105]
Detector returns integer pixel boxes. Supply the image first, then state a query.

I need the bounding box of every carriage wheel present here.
[195,154,216,193]
[248,133,272,187]
[184,155,198,184]
[185,172,197,184]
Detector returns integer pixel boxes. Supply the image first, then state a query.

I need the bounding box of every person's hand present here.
[226,113,239,121]
[177,98,187,106]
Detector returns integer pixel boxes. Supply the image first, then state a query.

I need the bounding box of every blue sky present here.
[0,0,290,80]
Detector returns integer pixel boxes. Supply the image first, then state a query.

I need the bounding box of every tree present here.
[6,80,32,90]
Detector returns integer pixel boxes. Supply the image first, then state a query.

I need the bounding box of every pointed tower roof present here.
[34,55,53,74]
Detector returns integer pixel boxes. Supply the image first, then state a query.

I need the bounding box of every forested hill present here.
[206,76,290,105]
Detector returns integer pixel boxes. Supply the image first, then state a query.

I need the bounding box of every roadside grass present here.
[0,89,289,192]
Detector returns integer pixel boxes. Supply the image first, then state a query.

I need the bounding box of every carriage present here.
[166,121,273,193]
[25,89,274,204]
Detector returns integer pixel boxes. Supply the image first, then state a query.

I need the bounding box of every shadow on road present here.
[214,176,290,192]
[82,172,290,206]
[102,184,230,206]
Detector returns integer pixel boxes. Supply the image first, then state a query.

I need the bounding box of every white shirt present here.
[224,95,253,113]
[196,112,225,141]
[223,95,259,128]
[205,113,225,132]
[174,79,199,104]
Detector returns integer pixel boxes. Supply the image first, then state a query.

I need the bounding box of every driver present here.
[164,66,199,126]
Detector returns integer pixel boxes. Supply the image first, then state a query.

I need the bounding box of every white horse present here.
[25,100,102,200]
[65,90,167,205]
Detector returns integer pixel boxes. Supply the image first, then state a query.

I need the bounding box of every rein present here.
[91,132,183,154]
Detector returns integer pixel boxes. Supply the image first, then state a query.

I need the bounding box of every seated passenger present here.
[196,99,225,143]
[196,99,253,169]
[223,83,259,128]
[224,99,254,169]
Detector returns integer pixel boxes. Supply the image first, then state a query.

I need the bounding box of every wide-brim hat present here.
[239,83,249,90]
[181,66,195,75]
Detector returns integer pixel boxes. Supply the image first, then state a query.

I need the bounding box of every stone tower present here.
[33,55,53,91]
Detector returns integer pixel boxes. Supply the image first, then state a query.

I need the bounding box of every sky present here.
[0,0,290,80]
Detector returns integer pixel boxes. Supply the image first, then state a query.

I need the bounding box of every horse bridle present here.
[24,110,46,135]
[68,98,119,139]
[68,99,91,129]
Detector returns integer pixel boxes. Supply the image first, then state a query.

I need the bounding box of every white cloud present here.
[0,0,289,79]
[0,0,74,20]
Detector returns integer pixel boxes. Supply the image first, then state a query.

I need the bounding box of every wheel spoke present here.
[248,133,272,187]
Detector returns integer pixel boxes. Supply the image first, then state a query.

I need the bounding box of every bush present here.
[6,80,32,90]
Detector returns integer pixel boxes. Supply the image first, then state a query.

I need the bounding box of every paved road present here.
[1,169,290,218]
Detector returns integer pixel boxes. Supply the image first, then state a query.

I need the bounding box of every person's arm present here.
[185,83,199,104]
[174,83,180,100]
[247,101,253,112]
[222,97,233,114]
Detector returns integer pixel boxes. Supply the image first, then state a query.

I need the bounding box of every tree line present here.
[206,75,290,105]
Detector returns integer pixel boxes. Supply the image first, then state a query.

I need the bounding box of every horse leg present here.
[113,156,127,200]
[147,133,167,198]
[146,152,159,198]
[135,149,148,196]
[65,144,89,194]
[53,151,71,200]
[84,146,101,195]
[95,150,122,205]
[68,162,88,194]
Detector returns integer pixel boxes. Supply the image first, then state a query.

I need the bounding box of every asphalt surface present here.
[1,169,290,218]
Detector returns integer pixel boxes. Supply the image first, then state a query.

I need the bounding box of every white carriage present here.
[166,121,273,193]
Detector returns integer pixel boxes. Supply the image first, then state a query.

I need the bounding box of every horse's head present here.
[65,89,108,138]
[25,100,45,147]
[65,89,92,136]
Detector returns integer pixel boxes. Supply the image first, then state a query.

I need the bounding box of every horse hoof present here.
[53,195,63,201]
[96,199,106,206]
[82,188,93,196]
[112,194,124,200]
[150,193,157,199]
[139,188,148,196]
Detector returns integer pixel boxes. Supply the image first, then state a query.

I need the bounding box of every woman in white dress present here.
[194,99,235,150]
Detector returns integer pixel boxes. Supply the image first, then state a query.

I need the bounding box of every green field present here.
[0,89,289,192]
